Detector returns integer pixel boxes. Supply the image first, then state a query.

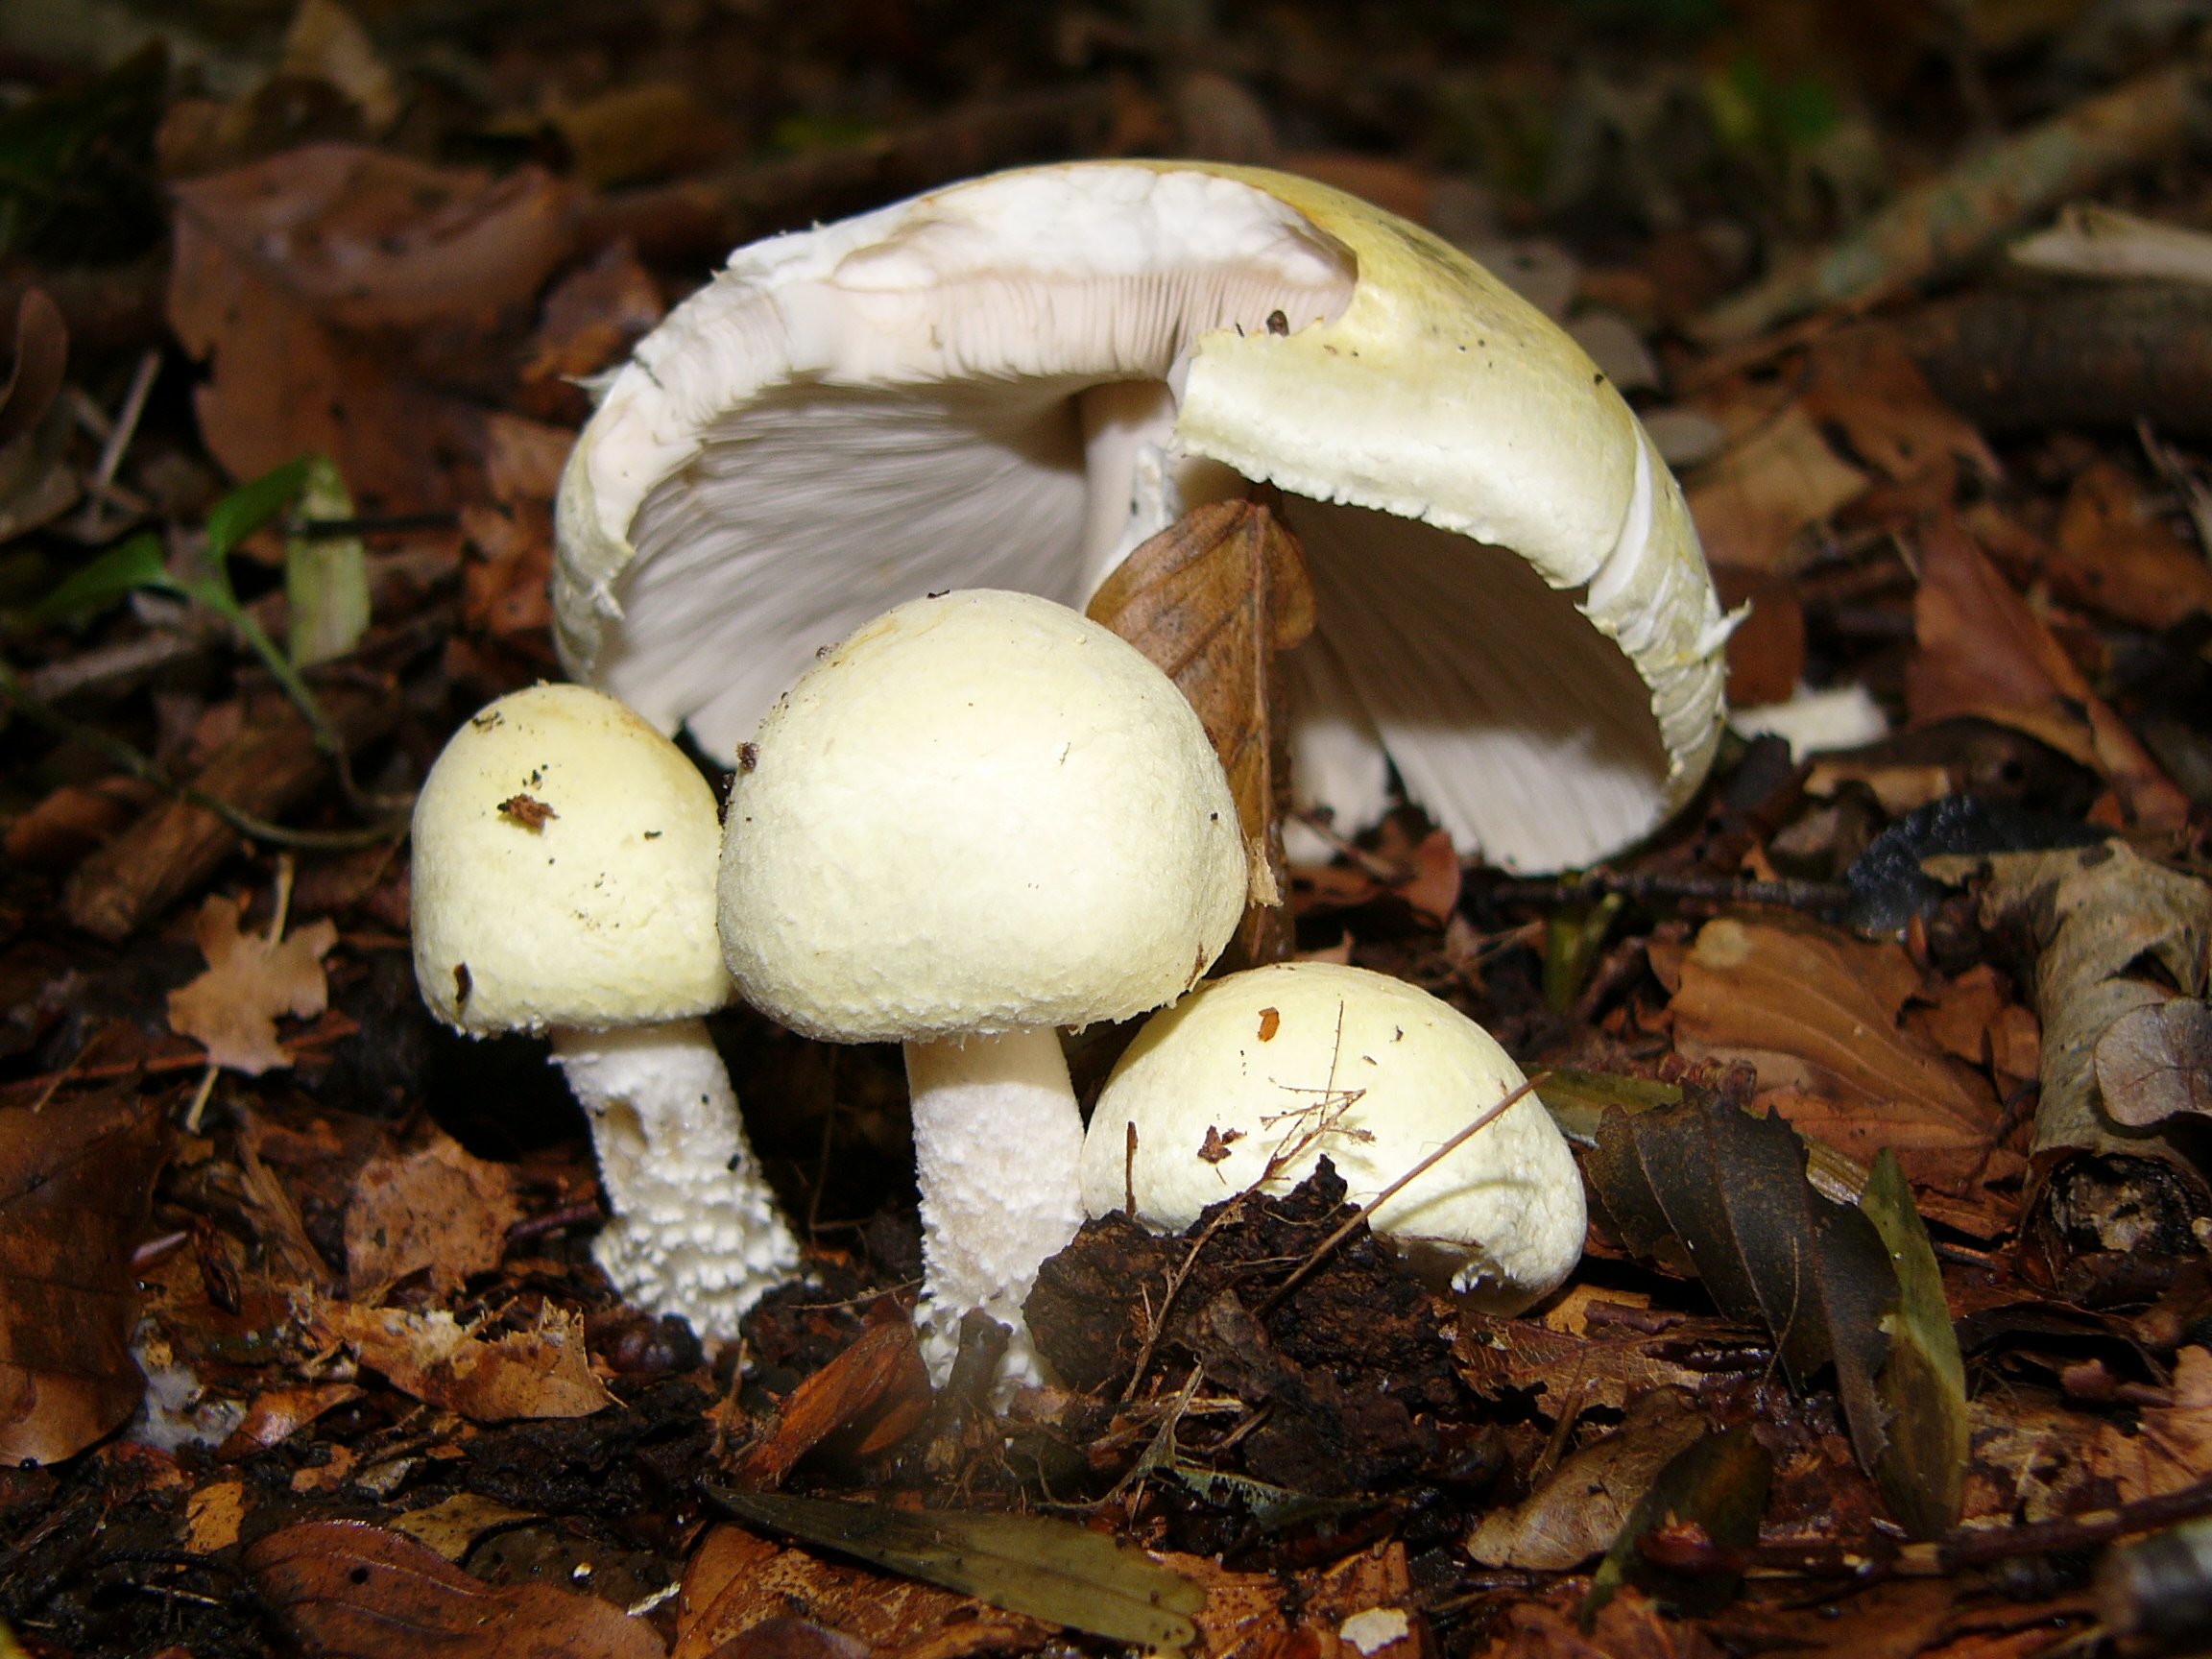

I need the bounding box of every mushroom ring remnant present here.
[1078,960,1584,1310]
[555,159,1732,875]
[718,589,1247,1385]
[410,683,801,1338]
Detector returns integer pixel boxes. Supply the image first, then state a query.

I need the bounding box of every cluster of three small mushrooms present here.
[407,587,1243,1371]
[412,590,1583,1382]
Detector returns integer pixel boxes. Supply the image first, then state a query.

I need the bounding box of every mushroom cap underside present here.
[555,159,1728,873]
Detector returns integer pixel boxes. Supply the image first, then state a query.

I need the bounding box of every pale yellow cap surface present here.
[719,590,1246,1043]
[411,684,732,1034]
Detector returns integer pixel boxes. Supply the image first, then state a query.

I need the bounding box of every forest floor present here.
[4,2,2212,1656]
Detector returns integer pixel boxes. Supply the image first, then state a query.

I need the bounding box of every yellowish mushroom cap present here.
[410,684,732,1034]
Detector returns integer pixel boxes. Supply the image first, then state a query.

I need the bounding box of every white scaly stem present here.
[903,1026,1086,1387]
[550,1019,801,1340]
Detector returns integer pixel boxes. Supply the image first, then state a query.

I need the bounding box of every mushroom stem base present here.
[905,1026,1085,1387]
[551,1020,802,1340]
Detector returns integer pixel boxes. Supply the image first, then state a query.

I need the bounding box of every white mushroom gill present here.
[558,161,1730,873]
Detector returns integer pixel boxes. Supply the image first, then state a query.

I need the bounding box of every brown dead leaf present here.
[1799,325,2000,488]
[731,1321,929,1490]
[169,145,575,510]
[390,1491,542,1561]
[184,1478,250,1553]
[1090,499,1316,950]
[248,1519,664,1659]
[1904,964,2013,1070]
[1453,1308,1734,1416]
[217,1381,363,1458]
[167,892,338,1076]
[0,1090,168,1464]
[1670,917,2007,1191]
[2053,461,2212,630]
[315,1298,614,1421]
[514,241,664,423]
[2097,997,2212,1127]
[675,1524,1046,1659]
[345,1131,521,1299]
[1152,1551,1288,1659]
[1686,403,1868,571]
[1479,1584,1713,1659]
[1710,565,1804,707]
[1466,1389,1708,1569]
[2092,1344,2212,1503]
[1908,515,2189,830]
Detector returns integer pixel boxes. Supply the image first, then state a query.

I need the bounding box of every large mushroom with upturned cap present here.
[556,160,1731,875]
[410,683,801,1338]
[717,589,1246,1385]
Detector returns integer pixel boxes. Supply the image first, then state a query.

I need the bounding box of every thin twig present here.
[1938,1475,2212,1570]
[1253,1071,1549,1320]
[0,657,406,851]
[1489,871,1851,914]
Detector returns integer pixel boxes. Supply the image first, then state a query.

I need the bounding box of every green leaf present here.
[284,456,371,667]
[205,457,312,565]
[700,1483,1205,1649]
[1543,893,1624,1013]
[1862,1148,1968,1539]
[32,532,174,625]
[1582,1422,1770,1624]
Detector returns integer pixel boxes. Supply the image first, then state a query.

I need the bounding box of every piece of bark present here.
[1693,62,2203,345]
[63,683,397,942]
[580,81,1118,262]
[1902,280,2212,439]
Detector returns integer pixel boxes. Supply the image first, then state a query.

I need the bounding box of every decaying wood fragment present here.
[62,683,397,942]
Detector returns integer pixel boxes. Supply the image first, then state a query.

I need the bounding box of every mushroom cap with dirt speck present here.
[555,159,1730,874]
[1078,960,1584,1310]
[410,683,731,1034]
[718,589,1246,1043]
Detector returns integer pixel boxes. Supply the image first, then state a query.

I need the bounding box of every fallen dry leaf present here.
[390,1491,542,1561]
[1710,565,1804,707]
[1670,916,2008,1192]
[248,1519,664,1659]
[184,1478,251,1553]
[2092,1344,2212,1503]
[0,1089,168,1465]
[217,1381,363,1458]
[1454,1308,1738,1416]
[1090,499,1316,954]
[1908,515,2189,830]
[2052,461,2212,631]
[2097,998,2212,1127]
[169,144,575,509]
[730,1320,930,1491]
[674,1524,1046,1659]
[344,1131,521,1299]
[1685,402,1867,571]
[1798,325,2000,489]
[1934,842,2212,1161]
[167,892,338,1075]
[314,1298,614,1422]
[516,240,664,418]
[1466,1389,1707,1569]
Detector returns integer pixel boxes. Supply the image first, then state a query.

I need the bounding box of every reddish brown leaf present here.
[217,1382,362,1458]
[1908,515,2188,830]
[2052,461,2212,630]
[1089,499,1315,956]
[1798,325,1999,488]
[345,1131,521,1300]
[166,892,338,1076]
[2091,1345,2212,1503]
[730,1321,930,1490]
[1709,566,1804,708]
[313,1299,613,1421]
[168,145,575,510]
[674,1525,1046,1659]
[247,1519,664,1659]
[0,1090,168,1464]
[1670,917,2008,1193]
[517,241,665,413]
[1685,403,1866,571]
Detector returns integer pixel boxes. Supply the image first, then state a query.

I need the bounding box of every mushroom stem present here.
[549,1019,801,1340]
[903,1026,1086,1386]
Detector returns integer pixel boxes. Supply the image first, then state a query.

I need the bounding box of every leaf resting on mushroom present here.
[1088,499,1316,958]
[700,1484,1207,1649]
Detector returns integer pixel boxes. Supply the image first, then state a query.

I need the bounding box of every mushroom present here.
[555,160,1731,875]
[411,683,801,1337]
[717,589,1246,1383]
[1078,961,1583,1310]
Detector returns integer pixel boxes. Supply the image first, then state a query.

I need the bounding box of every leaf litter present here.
[7,4,2212,1657]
